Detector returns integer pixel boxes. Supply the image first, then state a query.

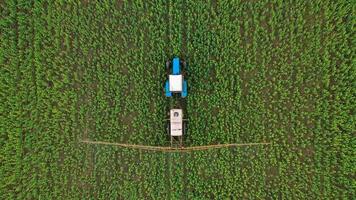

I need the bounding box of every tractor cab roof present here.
[169,75,183,92]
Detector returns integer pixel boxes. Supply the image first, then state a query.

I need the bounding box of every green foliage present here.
[0,0,354,199]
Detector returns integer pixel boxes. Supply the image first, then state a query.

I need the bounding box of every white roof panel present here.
[169,75,183,92]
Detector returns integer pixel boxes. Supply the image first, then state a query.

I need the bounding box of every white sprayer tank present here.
[170,109,183,136]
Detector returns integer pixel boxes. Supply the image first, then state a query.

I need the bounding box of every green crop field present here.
[1,0,354,199]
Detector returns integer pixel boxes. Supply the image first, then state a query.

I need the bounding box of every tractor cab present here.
[165,57,188,97]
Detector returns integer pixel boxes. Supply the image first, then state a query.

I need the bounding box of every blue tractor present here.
[164,57,188,97]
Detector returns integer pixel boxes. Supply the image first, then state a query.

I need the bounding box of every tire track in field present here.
[181,0,188,58]
[182,152,189,200]
[165,153,172,199]
[76,3,97,195]
[12,1,24,195]
[164,1,172,57]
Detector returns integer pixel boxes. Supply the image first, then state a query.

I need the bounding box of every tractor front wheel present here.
[180,60,187,68]
[166,61,171,70]
[181,60,188,76]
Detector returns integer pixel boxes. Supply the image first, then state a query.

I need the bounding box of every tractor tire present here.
[181,60,188,75]
[166,61,171,70]
[181,60,187,68]
[183,121,187,135]
[166,122,170,135]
